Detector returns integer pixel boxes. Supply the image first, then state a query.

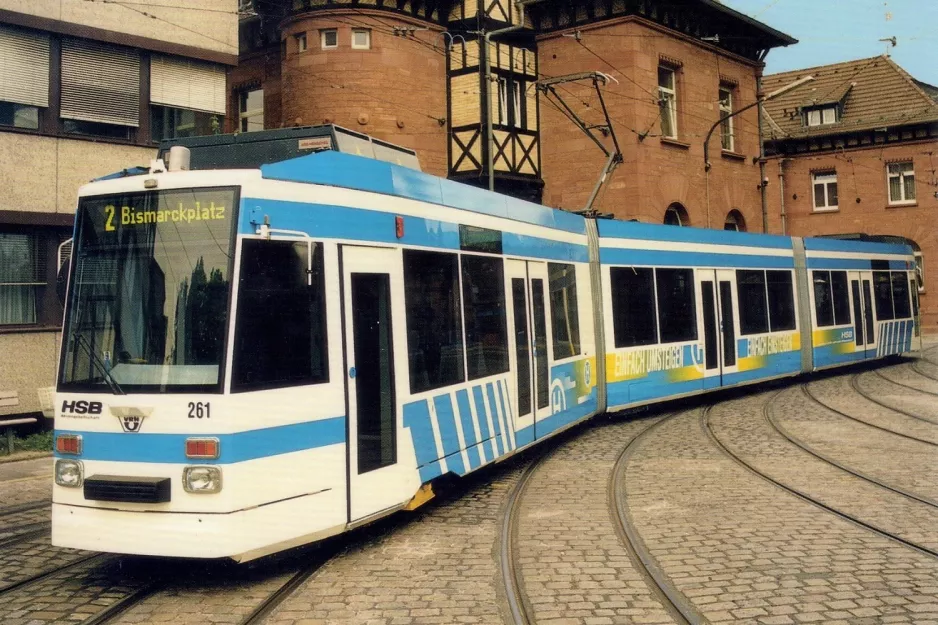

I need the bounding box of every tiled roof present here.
[761,55,938,141]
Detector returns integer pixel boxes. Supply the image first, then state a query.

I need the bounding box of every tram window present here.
[548,263,581,359]
[766,270,796,331]
[831,271,851,325]
[403,250,465,393]
[891,272,911,318]
[873,271,895,320]
[911,279,919,317]
[737,270,769,335]
[655,268,697,343]
[812,271,834,327]
[232,240,328,392]
[610,267,657,348]
[459,225,502,254]
[462,255,509,379]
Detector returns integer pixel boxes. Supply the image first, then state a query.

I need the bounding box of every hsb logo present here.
[61,400,103,415]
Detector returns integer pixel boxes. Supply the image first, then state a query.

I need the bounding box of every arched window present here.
[663,203,689,227]
[724,209,746,232]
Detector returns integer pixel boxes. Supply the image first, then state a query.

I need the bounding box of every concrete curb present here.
[0,451,53,465]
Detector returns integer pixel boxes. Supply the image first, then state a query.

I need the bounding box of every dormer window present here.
[805,106,837,127]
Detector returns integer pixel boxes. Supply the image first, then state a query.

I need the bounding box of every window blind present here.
[0,26,50,108]
[61,38,140,127]
[150,55,226,115]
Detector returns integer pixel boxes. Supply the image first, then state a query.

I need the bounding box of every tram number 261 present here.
[188,402,211,419]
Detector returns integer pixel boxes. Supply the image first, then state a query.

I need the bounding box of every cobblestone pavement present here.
[805,375,938,444]
[515,415,675,625]
[710,388,938,551]
[768,384,938,501]
[0,457,52,507]
[263,460,530,625]
[854,369,938,422]
[3,368,938,624]
[878,362,938,395]
[626,399,938,624]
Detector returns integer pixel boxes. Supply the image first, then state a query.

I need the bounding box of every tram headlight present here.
[183,466,222,494]
[55,459,83,488]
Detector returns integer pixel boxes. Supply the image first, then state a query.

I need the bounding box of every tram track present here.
[851,372,938,425]
[239,548,338,625]
[874,365,938,396]
[911,359,938,382]
[703,396,938,562]
[609,411,703,625]
[801,382,938,447]
[0,552,105,596]
[498,451,552,625]
[763,392,938,510]
[0,499,49,519]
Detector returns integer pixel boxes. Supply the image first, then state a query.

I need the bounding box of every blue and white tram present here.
[51,147,921,561]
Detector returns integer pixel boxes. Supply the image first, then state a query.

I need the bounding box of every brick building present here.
[232,0,794,228]
[0,1,237,418]
[762,56,938,332]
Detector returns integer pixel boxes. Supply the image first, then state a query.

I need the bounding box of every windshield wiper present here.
[72,333,125,395]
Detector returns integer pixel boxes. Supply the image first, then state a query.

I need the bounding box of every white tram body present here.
[51,147,921,561]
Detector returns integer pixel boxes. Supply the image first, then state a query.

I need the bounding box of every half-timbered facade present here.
[233,0,793,207]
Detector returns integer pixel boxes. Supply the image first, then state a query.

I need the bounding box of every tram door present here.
[848,270,877,358]
[505,260,551,443]
[698,269,740,387]
[341,246,407,522]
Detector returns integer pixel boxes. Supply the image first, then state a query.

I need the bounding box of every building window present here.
[806,106,837,127]
[812,172,838,211]
[0,102,39,129]
[295,32,307,52]
[724,209,745,232]
[239,88,264,132]
[351,29,371,50]
[887,161,915,204]
[719,87,734,151]
[0,233,43,325]
[62,119,131,140]
[321,29,338,49]
[663,202,688,226]
[0,26,49,131]
[658,66,677,139]
[497,78,522,128]
[151,106,222,142]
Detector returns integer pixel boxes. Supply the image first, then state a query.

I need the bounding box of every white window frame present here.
[821,106,836,124]
[351,29,371,50]
[806,106,837,127]
[321,29,338,50]
[812,172,839,212]
[719,87,734,152]
[658,66,677,139]
[238,88,263,132]
[887,161,916,205]
[497,77,508,125]
[295,32,307,53]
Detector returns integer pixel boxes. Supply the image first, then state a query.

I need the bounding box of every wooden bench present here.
[0,391,38,455]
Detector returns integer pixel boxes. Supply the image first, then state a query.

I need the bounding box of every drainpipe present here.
[757,74,768,233]
[484,0,543,191]
[778,158,788,235]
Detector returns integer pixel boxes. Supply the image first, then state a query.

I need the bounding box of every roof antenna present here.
[879,36,896,56]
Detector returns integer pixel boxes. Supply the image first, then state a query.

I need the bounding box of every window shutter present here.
[150,55,226,115]
[0,26,50,108]
[61,39,140,127]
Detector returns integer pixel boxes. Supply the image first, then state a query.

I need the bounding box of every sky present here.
[719,0,938,85]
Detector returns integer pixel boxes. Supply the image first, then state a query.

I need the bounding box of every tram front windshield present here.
[60,187,237,393]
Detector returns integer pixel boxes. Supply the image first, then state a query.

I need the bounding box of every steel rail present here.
[609,411,704,625]
[873,366,938,396]
[801,383,938,447]
[703,397,938,561]
[851,372,938,426]
[240,548,337,625]
[764,392,938,508]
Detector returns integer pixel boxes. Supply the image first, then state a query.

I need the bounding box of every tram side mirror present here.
[57,237,73,305]
[57,257,70,305]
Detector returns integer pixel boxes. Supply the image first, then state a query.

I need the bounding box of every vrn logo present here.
[119,415,143,433]
[61,400,103,415]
